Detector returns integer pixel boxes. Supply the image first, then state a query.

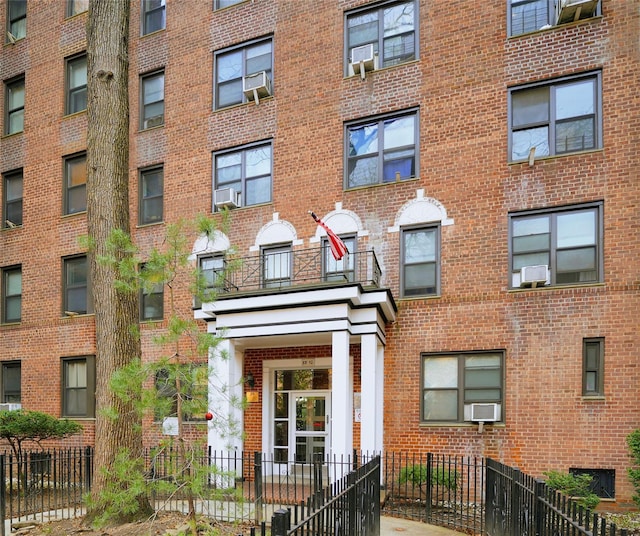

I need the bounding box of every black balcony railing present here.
[219,246,382,294]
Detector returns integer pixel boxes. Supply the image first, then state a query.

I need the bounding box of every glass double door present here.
[274,390,331,465]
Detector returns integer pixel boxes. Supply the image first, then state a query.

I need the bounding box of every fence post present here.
[0,454,5,536]
[271,508,290,536]
[425,452,433,522]
[534,478,545,536]
[84,446,92,492]
[510,469,521,536]
[254,452,263,525]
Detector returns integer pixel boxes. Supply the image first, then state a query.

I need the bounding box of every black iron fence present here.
[0,448,632,536]
[486,458,629,536]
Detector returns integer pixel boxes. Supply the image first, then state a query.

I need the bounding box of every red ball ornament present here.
[205,412,213,421]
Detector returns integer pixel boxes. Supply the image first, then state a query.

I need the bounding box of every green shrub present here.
[398,464,458,490]
[544,470,600,511]
[627,429,640,508]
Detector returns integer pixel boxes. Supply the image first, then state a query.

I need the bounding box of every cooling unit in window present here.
[556,0,598,25]
[242,71,272,103]
[468,403,500,423]
[0,403,21,412]
[214,187,240,209]
[519,265,550,288]
[350,43,378,78]
[144,115,163,129]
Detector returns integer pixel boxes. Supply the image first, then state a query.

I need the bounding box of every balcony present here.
[217,246,382,296]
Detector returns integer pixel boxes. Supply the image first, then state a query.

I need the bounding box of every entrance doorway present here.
[272,368,331,467]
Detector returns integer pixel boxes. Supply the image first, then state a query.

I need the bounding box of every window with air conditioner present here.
[213,141,272,208]
[509,71,602,162]
[346,109,418,188]
[508,0,600,36]
[215,38,273,109]
[345,0,416,76]
[509,202,603,289]
[421,351,503,423]
[141,70,165,130]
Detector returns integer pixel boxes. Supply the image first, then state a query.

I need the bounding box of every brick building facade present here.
[0,0,638,506]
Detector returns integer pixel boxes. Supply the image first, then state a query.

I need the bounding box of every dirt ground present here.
[12,511,255,535]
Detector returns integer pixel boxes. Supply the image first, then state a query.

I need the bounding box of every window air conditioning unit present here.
[243,71,272,104]
[350,44,378,79]
[469,403,500,423]
[556,0,598,25]
[520,265,550,288]
[0,403,21,412]
[214,187,240,209]
[144,115,163,129]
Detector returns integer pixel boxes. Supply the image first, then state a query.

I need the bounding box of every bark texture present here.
[85,0,152,521]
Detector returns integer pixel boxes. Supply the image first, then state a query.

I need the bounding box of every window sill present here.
[508,282,605,293]
[508,147,604,166]
[581,395,605,401]
[508,15,602,39]
[419,422,506,429]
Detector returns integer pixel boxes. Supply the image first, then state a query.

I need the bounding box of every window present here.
[140,264,164,321]
[155,365,207,422]
[142,0,165,35]
[422,352,503,423]
[139,166,163,224]
[63,255,91,315]
[199,255,224,298]
[262,244,291,288]
[62,356,95,417]
[66,0,89,17]
[214,142,272,207]
[5,76,24,135]
[64,153,87,215]
[1,362,21,403]
[7,0,26,41]
[323,236,356,282]
[509,0,600,37]
[215,38,273,109]
[141,71,164,129]
[509,202,602,288]
[346,110,417,188]
[3,169,23,228]
[2,266,21,323]
[509,72,601,162]
[569,468,615,499]
[401,226,439,297]
[346,0,416,73]
[215,0,244,9]
[583,338,604,396]
[66,54,87,115]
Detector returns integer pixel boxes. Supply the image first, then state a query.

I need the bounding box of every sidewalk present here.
[381,516,464,535]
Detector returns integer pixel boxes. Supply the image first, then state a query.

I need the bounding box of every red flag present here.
[310,211,348,261]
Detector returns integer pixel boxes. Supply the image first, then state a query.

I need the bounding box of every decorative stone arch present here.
[388,189,454,233]
[309,202,368,243]
[189,230,231,261]
[250,212,303,252]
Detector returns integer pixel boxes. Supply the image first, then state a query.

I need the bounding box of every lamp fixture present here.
[246,372,255,389]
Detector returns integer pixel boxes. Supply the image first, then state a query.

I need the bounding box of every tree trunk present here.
[85,0,152,521]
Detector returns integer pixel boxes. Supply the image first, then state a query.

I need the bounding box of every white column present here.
[331,330,352,460]
[360,334,384,454]
[208,338,244,452]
